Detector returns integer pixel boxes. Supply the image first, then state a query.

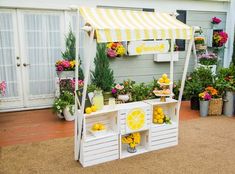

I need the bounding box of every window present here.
[176,10,187,51]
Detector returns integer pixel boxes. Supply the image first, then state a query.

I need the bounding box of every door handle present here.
[23,63,30,67]
[17,63,20,67]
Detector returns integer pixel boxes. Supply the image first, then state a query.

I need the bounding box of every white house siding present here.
[0,0,233,110]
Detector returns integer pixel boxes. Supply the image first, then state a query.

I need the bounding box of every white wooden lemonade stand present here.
[74,7,196,167]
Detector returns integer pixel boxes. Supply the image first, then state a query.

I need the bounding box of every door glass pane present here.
[24,13,62,97]
[0,12,18,98]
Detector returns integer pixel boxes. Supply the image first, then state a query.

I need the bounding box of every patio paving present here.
[0,101,199,147]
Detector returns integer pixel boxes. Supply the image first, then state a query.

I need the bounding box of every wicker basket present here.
[208,98,223,116]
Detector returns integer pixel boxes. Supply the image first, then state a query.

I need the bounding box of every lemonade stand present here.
[74,7,196,167]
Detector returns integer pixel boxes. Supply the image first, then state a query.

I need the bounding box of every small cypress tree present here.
[232,34,235,64]
[62,28,76,61]
[91,44,114,92]
[62,28,84,80]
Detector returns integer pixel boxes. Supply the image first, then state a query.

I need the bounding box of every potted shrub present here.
[215,65,235,116]
[205,86,223,116]
[198,90,212,117]
[91,43,115,104]
[198,52,218,75]
[53,91,75,121]
[184,67,214,110]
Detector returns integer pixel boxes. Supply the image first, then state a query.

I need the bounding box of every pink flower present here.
[0,81,6,96]
[78,80,84,87]
[115,84,124,90]
[107,48,117,58]
[212,17,221,24]
[111,88,117,94]
[61,60,70,68]
[57,65,64,71]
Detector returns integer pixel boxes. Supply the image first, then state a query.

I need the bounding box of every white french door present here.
[0,9,65,110]
[0,10,24,110]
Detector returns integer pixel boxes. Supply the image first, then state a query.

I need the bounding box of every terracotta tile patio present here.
[0,101,199,147]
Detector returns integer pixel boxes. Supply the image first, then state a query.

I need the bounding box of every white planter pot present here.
[223,91,234,117]
[57,71,75,78]
[63,105,75,121]
[154,52,179,62]
[198,64,217,75]
[57,113,64,119]
[117,94,129,102]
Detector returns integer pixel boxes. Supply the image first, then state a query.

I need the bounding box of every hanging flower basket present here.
[55,59,76,78]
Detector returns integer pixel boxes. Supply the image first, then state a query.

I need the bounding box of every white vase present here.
[57,113,64,119]
[118,94,129,102]
[63,105,75,121]
[57,71,75,78]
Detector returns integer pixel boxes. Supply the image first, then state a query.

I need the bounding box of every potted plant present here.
[184,67,214,110]
[122,132,141,153]
[194,36,205,50]
[91,43,115,104]
[112,84,129,102]
[131,83,153,102]
[106,42,126,58]
[53,91,75,121]
[205,86,223,116]
[213,31,228,48]
[198,52,218,75]
[211,17,222,29]
[215,65,235,116]
[198,90,211,117]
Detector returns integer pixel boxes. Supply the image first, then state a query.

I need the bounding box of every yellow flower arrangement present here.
[106,42,126,58]
[122,132,141,149]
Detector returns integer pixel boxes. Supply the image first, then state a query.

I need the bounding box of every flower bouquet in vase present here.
[213,31,228,48]
[112,84,129,102]
[198,53,218,75]
[122,132,141,153]
[0,81,6,97]
[106,42,126,58]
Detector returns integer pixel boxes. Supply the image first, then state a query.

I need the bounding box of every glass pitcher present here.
[93,90,104,110]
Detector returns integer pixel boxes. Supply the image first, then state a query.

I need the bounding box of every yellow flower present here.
[116,45,125,56]
[106,42,112,48]
[130,142,136,148]
[69,60,76,68]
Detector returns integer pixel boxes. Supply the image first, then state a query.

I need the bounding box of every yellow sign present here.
[128,40,169,55]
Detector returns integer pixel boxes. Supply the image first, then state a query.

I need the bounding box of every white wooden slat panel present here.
[151,128,177,137]
[84,135,117,147]
[85,145,118,156]
[83,154,119,167]
[84,140,118,152]
[151,136,178,145]
[151,141,178,151]
[151,124,178,132]
[151,132,178,141]
[84,150,119,162]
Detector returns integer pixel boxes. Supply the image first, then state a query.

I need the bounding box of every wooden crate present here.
[80,135,119,167]
[208,98,223,116]
[117,102,151,135]
[120,130,149,159]
[144,99,179,150]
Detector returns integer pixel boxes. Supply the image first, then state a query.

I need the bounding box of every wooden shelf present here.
[151,121,177,128]
[84,105,118,117]
[86,130,118,142]
[144,98,178,105]
[121,145,148,158]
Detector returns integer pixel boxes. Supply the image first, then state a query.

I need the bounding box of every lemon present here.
[156,115,161,120]
[156,107,163,114]
[91,105,97,112]
[165,78,171,84]
[162,73,168,79]
[127,108,145,130]
[99,124,105,130]
[92,123,100,130]
[157,119,164,124]
[85,107,92,114]
[159,78,164,83]
[153,119,158,123]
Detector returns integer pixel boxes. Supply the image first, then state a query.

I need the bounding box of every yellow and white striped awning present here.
[80,7,193,43]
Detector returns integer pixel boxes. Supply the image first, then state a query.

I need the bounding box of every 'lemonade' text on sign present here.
[127,40,169,55]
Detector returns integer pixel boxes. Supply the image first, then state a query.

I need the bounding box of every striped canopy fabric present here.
[80,7,193,43]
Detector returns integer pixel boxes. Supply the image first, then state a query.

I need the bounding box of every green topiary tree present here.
[62,27,84,80]
[62,28,76,61]
[91,43,114,92]
[232,33,235,64]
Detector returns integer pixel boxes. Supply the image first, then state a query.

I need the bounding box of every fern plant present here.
[91,44,114,92]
